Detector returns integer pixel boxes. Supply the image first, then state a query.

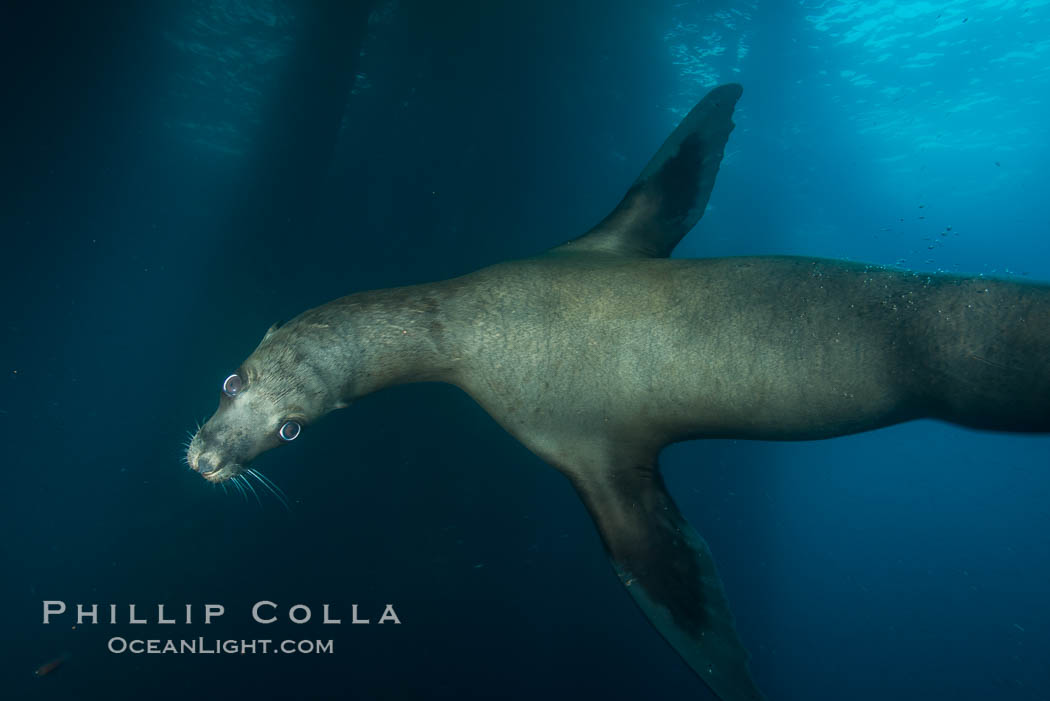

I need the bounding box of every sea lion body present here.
[452,254,1050,462]
[457,254,910,461]
[187,84,1050,701]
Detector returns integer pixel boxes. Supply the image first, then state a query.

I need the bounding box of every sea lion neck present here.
[299,280,466,402]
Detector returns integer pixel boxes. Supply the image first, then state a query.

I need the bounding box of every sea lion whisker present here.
[220,482,227,496]
[230,477,248,502]
[238,474,262,507]
[247,469,290,512]
[245,469,288,510]
[248,468,287,501]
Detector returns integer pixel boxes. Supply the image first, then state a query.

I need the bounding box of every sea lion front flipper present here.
[569,461,764,701]
[554,83,742,259]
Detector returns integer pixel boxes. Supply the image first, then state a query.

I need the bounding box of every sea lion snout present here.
[186,441,245,483]
[185,416,251,482]
[195,454,221,475]
[186,419,259,482]
[185,399,291,507]
[185,439,227,477]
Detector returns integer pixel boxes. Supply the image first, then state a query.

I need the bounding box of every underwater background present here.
[2,0,1049,699]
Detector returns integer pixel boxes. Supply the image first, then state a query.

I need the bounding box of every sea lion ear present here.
[263,321,285,340]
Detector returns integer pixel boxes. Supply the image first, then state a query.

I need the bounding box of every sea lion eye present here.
[222,373,243,397]
[279,421,301,442]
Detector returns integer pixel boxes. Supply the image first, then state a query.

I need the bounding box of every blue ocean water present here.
[2,1,1048,699]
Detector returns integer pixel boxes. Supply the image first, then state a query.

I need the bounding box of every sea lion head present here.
[186,320,348,484]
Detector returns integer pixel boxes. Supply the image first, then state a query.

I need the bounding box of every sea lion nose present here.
[197,455,220,475]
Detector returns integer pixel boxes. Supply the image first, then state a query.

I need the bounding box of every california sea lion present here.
[187,83,1050,701]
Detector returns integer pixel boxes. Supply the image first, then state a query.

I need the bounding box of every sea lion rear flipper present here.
[554,83,742,258]
[570,461,764,701]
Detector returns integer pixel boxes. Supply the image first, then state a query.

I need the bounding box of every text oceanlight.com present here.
[107,638,335,655]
